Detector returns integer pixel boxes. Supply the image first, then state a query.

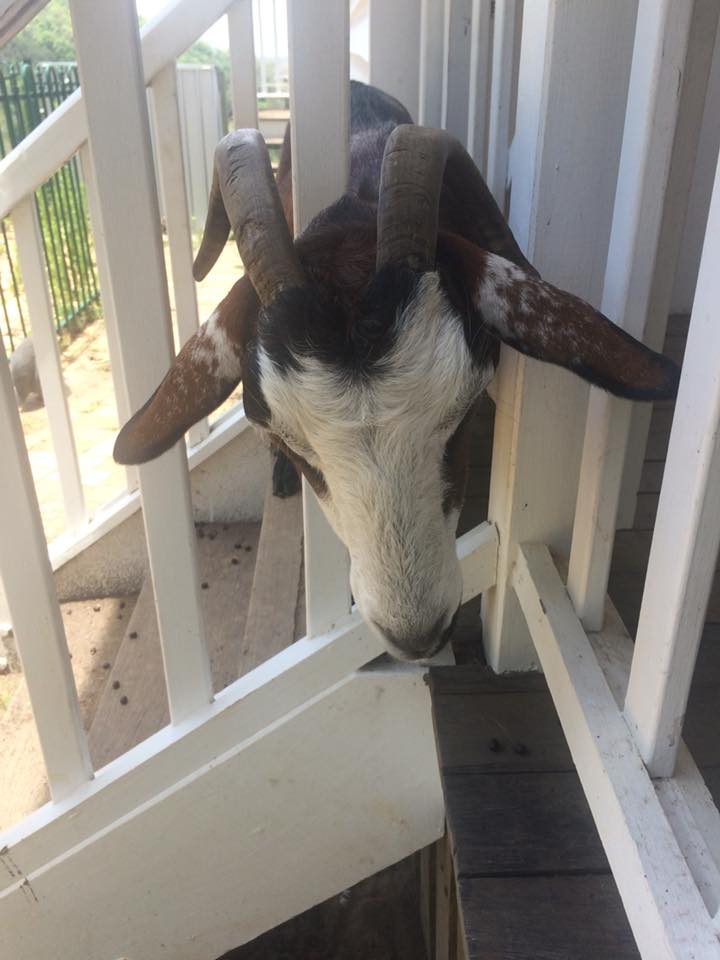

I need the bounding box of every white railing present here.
[0,6,499,955]
[2,1,720,959]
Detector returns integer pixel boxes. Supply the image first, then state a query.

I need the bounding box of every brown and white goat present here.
[114,82,678,662]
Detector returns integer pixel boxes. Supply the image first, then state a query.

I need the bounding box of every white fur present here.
[190,309,241,382]
[258,273,491,659]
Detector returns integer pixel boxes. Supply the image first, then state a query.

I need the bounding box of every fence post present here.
[442,0,473,145]
[287,0,352,637]
[481,0,637,671]
[419,0,444,126]
[466,0,492,174]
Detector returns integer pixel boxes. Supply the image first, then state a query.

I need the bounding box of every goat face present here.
[249,270,490,660]
[113,125,679,662]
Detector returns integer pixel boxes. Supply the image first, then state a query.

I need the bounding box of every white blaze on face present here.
[258,273,492,659]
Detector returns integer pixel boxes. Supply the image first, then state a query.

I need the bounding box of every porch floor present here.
[430,313,720,958]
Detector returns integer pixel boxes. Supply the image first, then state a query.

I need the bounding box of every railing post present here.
[78,140,138,493]
[11,194,86,533]
[568,0,719,631]
[466,0,492,174]
[481,0,637,671]
[287,0,352,636]
[486,0,522,208]
[624,148,720,779]
[419,0,445,126]
[149,61,208,449]
[68,0,213,722]
[0,337,92,798]
[368,0,421,121]
[442,0,473,145]
[228,0,258,130]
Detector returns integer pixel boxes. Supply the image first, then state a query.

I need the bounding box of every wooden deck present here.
[429,314,720,958]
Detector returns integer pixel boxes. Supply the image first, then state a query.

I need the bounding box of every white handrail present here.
[0,0,242,221]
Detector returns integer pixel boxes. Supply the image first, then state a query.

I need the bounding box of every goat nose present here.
[373,608,459,662]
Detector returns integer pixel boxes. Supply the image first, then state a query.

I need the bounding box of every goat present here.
[113,81,679,662]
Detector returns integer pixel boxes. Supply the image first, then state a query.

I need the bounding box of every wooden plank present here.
[240,487,303,674]
[149,62,208,449]
[0,339,92,799]
[78,142,137,494]
[486,0,521,208]
[568,0,719,631]
[287,0,352,636]
[442,0,473,145]
[419,0,445,126]
[590,607,720,921]
[88,522,259,770]
[466,0,492,173]
[435,832,457,960]
[482,0,636,671]
[369,0,421,120]
[11,196,86,532]
[513,543,720,959]
[0,0,48,46]
[68,0,213,723]
[443,771,609,878]
[625,145,720,777]
[459,875,639,960]
[228,0,258,130]
[0,669,444,960]
[431,687,572,772]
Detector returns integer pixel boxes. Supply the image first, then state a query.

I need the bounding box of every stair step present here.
[0,596,136,831]
[88,521,260,770]
[239,485,304,675]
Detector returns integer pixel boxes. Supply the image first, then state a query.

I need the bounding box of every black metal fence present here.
[0,62,99,352]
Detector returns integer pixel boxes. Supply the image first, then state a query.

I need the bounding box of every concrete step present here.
[88,521,260,770]
[239,485,304,675]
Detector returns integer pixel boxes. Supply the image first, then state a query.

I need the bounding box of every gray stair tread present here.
[89,521,260,769]
[240,486,304,675]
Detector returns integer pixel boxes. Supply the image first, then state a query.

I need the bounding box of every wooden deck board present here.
[459,875,638,960]
[437,315,720,960]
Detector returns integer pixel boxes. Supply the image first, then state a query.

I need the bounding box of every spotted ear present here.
[113,278,260,464]
[442,234,680,401]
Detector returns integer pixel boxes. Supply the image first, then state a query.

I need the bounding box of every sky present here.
[134,0,289,57]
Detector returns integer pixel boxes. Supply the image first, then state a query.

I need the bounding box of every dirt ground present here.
[8,238,244,542]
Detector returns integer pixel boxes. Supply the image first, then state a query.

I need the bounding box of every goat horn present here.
[193,129,303,304]
[376,124,528,273]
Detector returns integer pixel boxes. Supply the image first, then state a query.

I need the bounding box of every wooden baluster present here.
[68,0,212,722]
[12,195,86,532]
[287,0,352,636]
[0,336,92,797]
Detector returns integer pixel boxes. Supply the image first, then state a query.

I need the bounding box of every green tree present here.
[1,0,75,63]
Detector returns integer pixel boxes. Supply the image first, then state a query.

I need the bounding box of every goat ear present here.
[442,234,679,401]
[113,278,259,464]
